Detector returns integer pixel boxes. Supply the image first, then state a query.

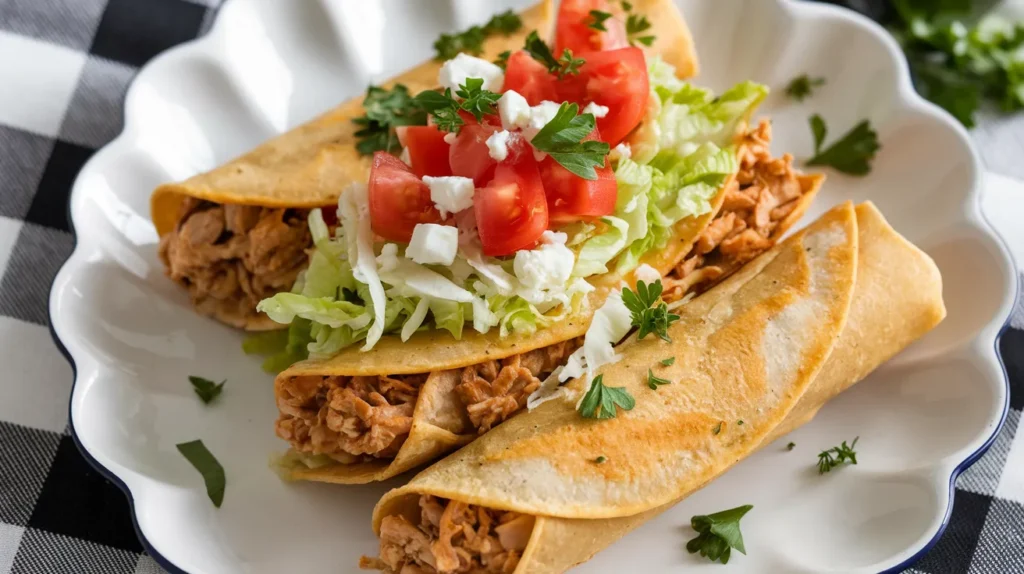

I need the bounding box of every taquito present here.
[363,202,945,573]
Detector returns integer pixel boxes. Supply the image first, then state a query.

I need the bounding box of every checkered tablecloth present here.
[0,1,1022,573]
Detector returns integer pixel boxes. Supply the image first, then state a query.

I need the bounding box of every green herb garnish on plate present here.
[686,504,754,564]
[177,440,226,508]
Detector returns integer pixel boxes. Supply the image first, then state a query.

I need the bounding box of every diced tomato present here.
[556,47,649,145]
[449,122,532,185]
[475,160,549,256]
[462,111,502,127]
[553,0,629,55]
[449,123,498,185]
[503,50,559,105]
[367,151,443,242]
[539,125,617,223]
[541,158,616,224]
[397,125,452,178]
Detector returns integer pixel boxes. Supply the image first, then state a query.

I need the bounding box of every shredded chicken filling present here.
[455,338,582,433]
[276,373,425,463]
[275,340,581,460]
[158,198,311,327]
[361,496,535,574]
[664,120,807,302]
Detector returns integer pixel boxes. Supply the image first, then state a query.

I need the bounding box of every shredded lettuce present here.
[573,216,629,277]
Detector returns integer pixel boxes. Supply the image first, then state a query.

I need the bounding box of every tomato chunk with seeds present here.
[368,151,443,242]
[475,160,549,256]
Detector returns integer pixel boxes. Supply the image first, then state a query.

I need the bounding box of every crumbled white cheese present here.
[422,176,474,219]
[610,143,632,161]
[438,53,505,93]
[406,223,459,265]
[634,263,661,284]
[399,146,412,167]
[498,90,532,130]
[443,132,457,145]
[583,102,609,118]
[514,231,575,292]
[486,130,512,161]
[523,100,563,141]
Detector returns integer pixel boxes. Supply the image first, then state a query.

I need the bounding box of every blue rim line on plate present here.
[48,199,189,574]
[45,1,1018,572]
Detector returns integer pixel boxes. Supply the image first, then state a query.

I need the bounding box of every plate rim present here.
[45,0,1018,572]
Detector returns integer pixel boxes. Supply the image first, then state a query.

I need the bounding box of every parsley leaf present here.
[456,77,501,121]
[621,279,680,342]
[414,79,501,133]
[626,13,655,46]
[484,9,523,35]
[595,455,608,463]
[806,115,881,176]
[529,102,610,179]
[414,88,462,133]
[523,31,586,78]
[352,84,428,155]
[817,436,859,474]
[888,5,1024,128]
[686,505,754,564]
[647,368,670,390]
[787,442,796,451]
[494,50,512,70]
[188,376,225,404]
[660,357,675,366]
[589,9,613,31]
[556,49,586,78]
[785,74,826,102]
[177,440,226,508]
[578,374,636,419]
[712,422,723,435]
[621,1,633,11]
[433,9,523,61]
[524,30,560,70]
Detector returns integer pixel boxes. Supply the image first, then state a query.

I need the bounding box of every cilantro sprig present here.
[578,374,635,419]
[621,279,680,342]
[523,31,586,78]
[530,102,610,179]
[806,115,880,176]
[785,74,826,102]
[817,437,859,474]
[414,78,501,134]
[189,376,225,404]
[686,505,754,564]
[352,84,428,155]
[434,9,523,61]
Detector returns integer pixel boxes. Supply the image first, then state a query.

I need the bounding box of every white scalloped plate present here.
[49,0,1016,572]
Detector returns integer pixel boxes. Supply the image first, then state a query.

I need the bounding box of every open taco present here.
[151,1,554,330]
[262,0,825,484]
[361,201,946,574]
[270,119,820,484]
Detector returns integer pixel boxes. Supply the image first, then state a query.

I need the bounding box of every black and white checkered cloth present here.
[0,1,1021,573]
